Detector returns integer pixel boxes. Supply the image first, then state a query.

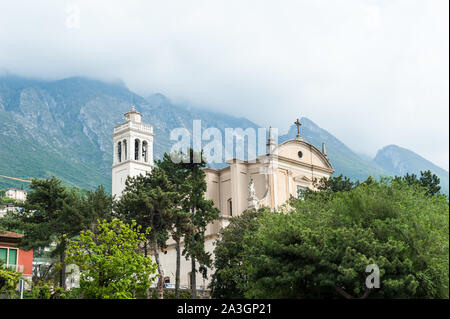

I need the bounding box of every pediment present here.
[294,175,312,183]
[275,139,333,171]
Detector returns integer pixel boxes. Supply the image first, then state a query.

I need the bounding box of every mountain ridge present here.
[374,144,449,194]
[0,76,447,195]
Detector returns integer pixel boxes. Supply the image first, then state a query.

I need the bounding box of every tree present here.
[0,177,85,290]
[418,170,441,196]
[298,174,358,203]
[80,185,113,233]
[210,209,261,299]
[66,219,158,299]
[313,174,355,193]
[239,179,448,298]
[180,148,220,299]
[0,264,21,295]
[394,170,442,197]
[115,168,177,299]
[156,152,192,298]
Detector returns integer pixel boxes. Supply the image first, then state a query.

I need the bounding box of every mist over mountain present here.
[0,76,447,195]
[374,145,449,194]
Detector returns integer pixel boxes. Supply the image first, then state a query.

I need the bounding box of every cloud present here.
[0,0,448,169]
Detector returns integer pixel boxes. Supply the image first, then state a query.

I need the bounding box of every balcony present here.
[114,121,154,135]
[2,264,24,273]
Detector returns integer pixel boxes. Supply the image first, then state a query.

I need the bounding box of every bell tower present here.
[112,106,154,198]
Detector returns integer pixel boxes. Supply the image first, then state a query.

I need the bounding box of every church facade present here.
[112,107,334,291]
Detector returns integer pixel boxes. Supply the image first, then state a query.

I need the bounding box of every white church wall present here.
[155,235,218,291]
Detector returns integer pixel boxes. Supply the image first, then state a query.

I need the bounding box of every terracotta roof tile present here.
[0,231,24,238]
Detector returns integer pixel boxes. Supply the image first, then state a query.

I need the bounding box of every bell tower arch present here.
[112,106,154,198]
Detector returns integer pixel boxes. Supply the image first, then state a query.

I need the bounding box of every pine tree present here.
[0,177,85,290]
[156,152,192,298]
[180,148,220,299]
[80,185,113,233]
[115,168,177,299]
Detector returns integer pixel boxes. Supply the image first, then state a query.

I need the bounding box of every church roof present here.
[275,138,334,171]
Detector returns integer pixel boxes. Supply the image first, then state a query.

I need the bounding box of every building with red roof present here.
[0,231,33,282]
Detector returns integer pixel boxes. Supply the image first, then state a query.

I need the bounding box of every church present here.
[112,106,334,291]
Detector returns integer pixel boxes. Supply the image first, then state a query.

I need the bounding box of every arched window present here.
[228,198,233,216]
[123,140,127,160]
[117,142,122,163]
[142,141,148,162]
[134,139,140,160]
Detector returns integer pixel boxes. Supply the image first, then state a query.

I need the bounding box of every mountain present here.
[0,75,447,195]
[0,75,260,191]
[374,145,449,194]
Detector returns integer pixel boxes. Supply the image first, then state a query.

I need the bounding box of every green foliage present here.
[0,196,18,206]
[0,178,114,289]
[0,265,21,294]
[394,170,442,197]
[314,174,355,192]
[23,282,82,299]
[0,177,83,250]
[115,167,179,298]
[80,185,113,232]
[0,177,85,288]
[156,152,192,243]
[181,149,220,267]
[25,282,52,299]
[213,179,449,299]
[66,219,158,299]
[210,209,261,299]
[155,152,193,298]
[179,149,220,298]
[115,168,177,253]
[147,288,192,299]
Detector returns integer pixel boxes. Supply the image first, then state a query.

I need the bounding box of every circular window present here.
[298,151,303,158]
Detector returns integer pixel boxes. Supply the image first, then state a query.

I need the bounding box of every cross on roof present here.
[294,118,301,138]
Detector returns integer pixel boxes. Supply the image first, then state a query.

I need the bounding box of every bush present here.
[0,265,21,294]
[146,288,192,299]
[25,282,52,299]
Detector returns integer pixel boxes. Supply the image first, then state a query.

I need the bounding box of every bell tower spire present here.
[112,105,154,198]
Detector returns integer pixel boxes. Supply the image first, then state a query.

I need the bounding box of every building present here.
[0,231,34,283]
[112,106,154,198]
[5,188,27,202]
[0,203,21,218]
[112,107,334,291]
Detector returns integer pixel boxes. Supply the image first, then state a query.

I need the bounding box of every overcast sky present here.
[0,0,448,169]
